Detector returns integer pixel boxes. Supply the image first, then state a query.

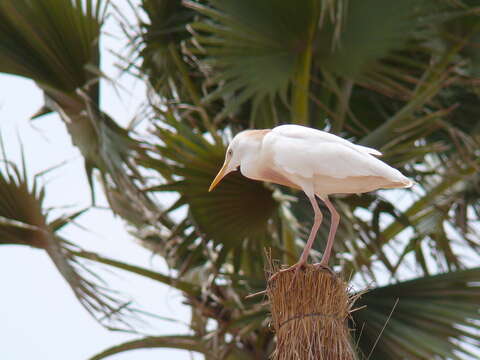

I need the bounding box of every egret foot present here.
[268,262,306,283]
[312,262,335,276]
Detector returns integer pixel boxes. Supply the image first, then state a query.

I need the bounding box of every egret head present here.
[209,130,269,191]
[208,135,244,192]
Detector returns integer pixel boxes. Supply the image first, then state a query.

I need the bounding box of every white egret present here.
[209,124,412,274]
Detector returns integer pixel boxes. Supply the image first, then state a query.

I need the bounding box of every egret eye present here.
[227,149,233,156]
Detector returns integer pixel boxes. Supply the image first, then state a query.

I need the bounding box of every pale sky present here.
[0,2,197,359]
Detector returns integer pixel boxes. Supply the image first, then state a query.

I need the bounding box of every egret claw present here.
[312,262,335,275]
[268,262,305,283]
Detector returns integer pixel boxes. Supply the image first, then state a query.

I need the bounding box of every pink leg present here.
[318,197,340,267]
[297,194,323,266]
[268,193,323,282]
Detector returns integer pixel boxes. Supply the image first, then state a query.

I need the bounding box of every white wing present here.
[265,125,404,181]
[272,124,382,156]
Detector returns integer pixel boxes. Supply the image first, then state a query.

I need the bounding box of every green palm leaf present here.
[88,335,208,360]
[361,161,477,273]
[72,250,200,296]
[315,0,430,77]
[184,0,320,123]
[142,114,279,275]
[0,0,157,224]
[0,0,105,95]
[353,268,480,360]
[138,0,200,101]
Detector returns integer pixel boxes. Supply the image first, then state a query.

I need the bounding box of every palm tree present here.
[0,0,479,359]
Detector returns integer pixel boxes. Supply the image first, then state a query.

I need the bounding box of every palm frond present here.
[184,0,320,123]
[140,113,280,276]
[0,153,130,327]
[72,250,201,296]
[360,8,480,148]
[315,0,430,77]
[138,0,200,101]
[315,2,479,138]
[89,335,208,360]
[0,0,105,96]
[353,267,480,360]
[0,0,158,225]
[341,157,479,280]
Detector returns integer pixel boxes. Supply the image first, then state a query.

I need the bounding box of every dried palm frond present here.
[268,264,356,360]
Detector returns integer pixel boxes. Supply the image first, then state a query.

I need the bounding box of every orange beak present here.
[209,160,230,192]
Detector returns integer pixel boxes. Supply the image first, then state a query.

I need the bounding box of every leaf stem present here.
[292,45,313,125]
[332,78,353,134]
[348,162,478,275]
[88,335,207,360]
[360,28,478,148]
[168,43,221,144]
[291,4,319,125]
[72,250,201,296]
